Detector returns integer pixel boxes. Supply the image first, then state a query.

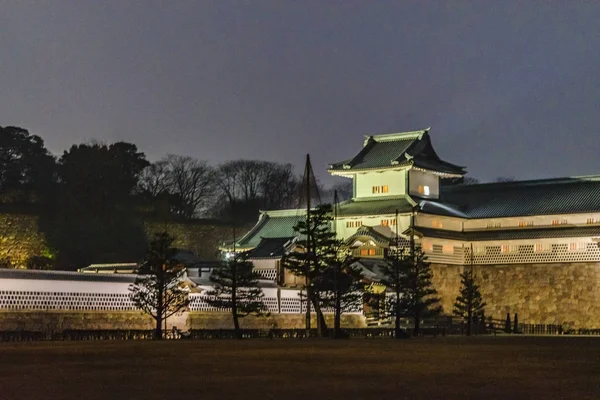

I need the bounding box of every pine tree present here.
[283,204,337,337]
[205,252,266,339]
[316,240,363,338]
[401,245,442,335]
[381,244,410,339]
[383,244,442,337]
[130,232,189,340]
[453,269,486,336]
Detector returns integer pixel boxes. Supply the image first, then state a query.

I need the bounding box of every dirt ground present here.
[0,336,599,400]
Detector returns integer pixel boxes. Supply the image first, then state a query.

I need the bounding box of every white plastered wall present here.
[354,169,407,198]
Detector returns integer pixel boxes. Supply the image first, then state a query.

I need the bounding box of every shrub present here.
[26,255,54,270]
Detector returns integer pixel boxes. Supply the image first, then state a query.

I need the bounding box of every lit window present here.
[346,220,362,228]
[473,246,486,255]
[422,243,433,252]
[418,185,430,196]
[486,222,501,229]
[368,249,376,256]
[382,185,389,193]
[360,249,368,256]
[501,245,518,254]
[432,219,443,229]
[372,186,380,194]
[534,243,552,253]
[552,219,567,226]
[569,242,585,252]
[587,218,598,224]
[442,245,453,254]
[519,221,534,227]
[381,220,388,227]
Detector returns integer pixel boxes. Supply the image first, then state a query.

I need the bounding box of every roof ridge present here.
[348,195,408,203]
[444,175,600,191]
[369,128,430,143]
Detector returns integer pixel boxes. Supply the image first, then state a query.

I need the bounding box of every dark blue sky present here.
[1,1,599,184]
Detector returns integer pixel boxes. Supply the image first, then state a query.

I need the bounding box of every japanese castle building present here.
[235,129,600,328]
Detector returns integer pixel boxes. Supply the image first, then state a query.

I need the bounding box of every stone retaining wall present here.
[0,311,153,331]
[431,262,600,329]
[189,312,367,330]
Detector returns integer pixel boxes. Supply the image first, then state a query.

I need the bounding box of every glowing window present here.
[519,221,534,227]
[381,220,388,227]
[552,219,567,226]
[534,243,552,253]
[346,220,362,228]
[486,222,501,229]
[368,249,376,256]
[418,185,430,196]
[431,219,443,229]
[501,245,518,254]
[360,249,368,256]
[569,242,585,252]
[587,218,598,224]
[382,185,389,193]
[473,246,486,255]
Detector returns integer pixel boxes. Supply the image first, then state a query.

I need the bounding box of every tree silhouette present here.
[283,204,336,337]
[316,240,363,338]
[453,269,486,335]
[383,245,442,336]
[205,252,266,339]
[130,232,189,340]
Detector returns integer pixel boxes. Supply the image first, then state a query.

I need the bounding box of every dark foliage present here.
[41,141,149,269]
[25,255,54,270]
[0,126,56,204]
[205,252,266,339]
[453,269,486,335]
[383,245,442,336]
[316,240,363,338]
[283,204,336,336]
[130,232,189,340]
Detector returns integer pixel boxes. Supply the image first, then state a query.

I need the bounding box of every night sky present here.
[2,1,599,184]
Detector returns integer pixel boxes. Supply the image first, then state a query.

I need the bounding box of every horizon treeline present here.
[0,125,351,269]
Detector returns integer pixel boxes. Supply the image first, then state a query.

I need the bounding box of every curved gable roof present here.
[328,129,465,175]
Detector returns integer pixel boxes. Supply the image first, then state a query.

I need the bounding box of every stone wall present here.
[189,312,366,330]
[0,212,245,267]
[431,262,600,329]
[0,311,153,331]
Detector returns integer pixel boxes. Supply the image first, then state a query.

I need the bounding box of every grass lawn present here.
[0,336,598,400]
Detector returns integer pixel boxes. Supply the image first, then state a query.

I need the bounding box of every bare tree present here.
[166,155,216,218]
[138,160,170,198]
[138,155,216,218]
[214,160,300,221]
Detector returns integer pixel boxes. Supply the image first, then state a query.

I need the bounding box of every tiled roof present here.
[436,176,600,218]
[338,196,415,217]
[328,129,465,174]
[236,213,305,249]
[0,269,137,283]
[346,225,393,246]
[353,259,389,283]
[409,225,600,241]
[246,237,296,259]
